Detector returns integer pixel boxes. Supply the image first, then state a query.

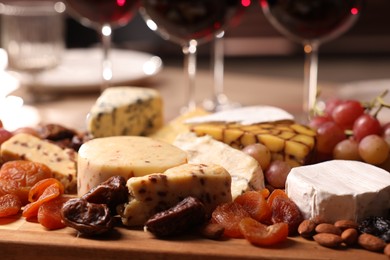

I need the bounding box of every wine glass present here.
[64,0,140,91]
[260,0,363,118]
[140,0,243,113]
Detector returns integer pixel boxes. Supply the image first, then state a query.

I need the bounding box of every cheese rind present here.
[0,133,77,193]
[286,160,390,223]
[119,163,232,226]
[173,132,265,199]
[87,86,163,138]
[77,136,187,196]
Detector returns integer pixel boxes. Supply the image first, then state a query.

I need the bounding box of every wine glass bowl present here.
[140,0,244,112]
[65,0,140,91]
[260,0,363,117]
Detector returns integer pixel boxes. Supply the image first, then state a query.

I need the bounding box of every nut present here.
[298,219,316,238]
[334,220,358,230]
[384,243,390,256]
[315,223,342,235]
[358,233,386,252]
[313,233,342,248]
[341,228,358,246]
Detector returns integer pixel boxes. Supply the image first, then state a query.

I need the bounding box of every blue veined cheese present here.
[173,132,265,199]
[77,136,187,196]
[87,86,163,138]
[286,160,390,223]
[0,133,77,193]
[119,163,232,226]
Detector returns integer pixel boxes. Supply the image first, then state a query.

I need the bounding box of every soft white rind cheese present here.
[87,86,163,138]
[120,163,232,226]
[185,106,294,125]
[286,160,390,223]
[77,136,187,196]
[173,132,265,199]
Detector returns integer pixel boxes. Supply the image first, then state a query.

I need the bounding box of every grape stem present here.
[373,89,390,118]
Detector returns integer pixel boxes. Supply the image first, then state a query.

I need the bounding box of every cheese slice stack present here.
[286,160,390,223]
[173,132,264,199]
[77,136,187,196]
[119,163,232,226]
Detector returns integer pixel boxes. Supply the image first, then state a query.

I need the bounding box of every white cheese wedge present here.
[119,163,232,226]
[87,86,163,138]
[185,106,294,125]
[77,136,187,196]
[173,132,265,199]
[0,133,77,193]
[286,160,390,223]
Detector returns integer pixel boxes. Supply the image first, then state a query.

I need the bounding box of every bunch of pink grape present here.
[309,97,390,166]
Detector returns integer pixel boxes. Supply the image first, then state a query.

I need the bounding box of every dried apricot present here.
[234,191,272,224]
[271,196,303,236]
[0,161,53,204]
[22,183,63,220]
[267,189,288,207]
[28,178,64,203]
[38,196,72,230]
[239,217,288,246]
[211,202,250,238]
[0,194,22,217]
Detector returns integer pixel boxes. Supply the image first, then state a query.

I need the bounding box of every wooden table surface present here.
[1,52,390,259]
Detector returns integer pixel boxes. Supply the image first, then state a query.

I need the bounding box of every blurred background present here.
[64,0,390,58]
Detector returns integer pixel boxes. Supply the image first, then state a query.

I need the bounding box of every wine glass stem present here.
[100,23,112,92]
[213,31,225,104]
[303,41,320,117]
[182,40,198,111]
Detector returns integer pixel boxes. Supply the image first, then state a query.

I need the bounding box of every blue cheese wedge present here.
[286,160,390,223]
[0,133,77,193]
[173,132,265,199]
[77,136,187,196]
[119,163,232,226]
[87,86,163,138]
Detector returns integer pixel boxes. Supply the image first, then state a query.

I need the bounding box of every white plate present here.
[20,48,163,92]
[338,79,390,122]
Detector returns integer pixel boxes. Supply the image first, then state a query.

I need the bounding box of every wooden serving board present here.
[0,216,387,260]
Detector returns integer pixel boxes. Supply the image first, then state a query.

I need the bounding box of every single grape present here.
[0,128,13,146]
[264,160,291,189]
[316,121,346,154]
[324,98,343,117]
[333,138,361,161]
[242,143,271,171]
[353,114,382,142]
[332,100,364,129]
[358,135,389,165]
[382,122,390,147]
[309,115,331,130]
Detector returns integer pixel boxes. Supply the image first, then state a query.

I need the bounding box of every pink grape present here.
[332,100,364,129]
[353,114,382,142]
[358,135,389,165]
[242,143,271,171]
[316,121,346,154]
[333,138,361,161]
[309,115,332,130]
[264,160,291,189]
[324,98,343,116]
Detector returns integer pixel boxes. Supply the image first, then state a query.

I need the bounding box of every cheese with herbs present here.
[286,160,390,223]
[0,133,77,193]
[77,136,187,196]
[119,163,232,226]
[87,86,163,138]
[173,132,265,199]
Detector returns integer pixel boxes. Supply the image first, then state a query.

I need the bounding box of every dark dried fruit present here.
[61,198,113,235]
[145,196,207,237]
[271,196,303,236]
[82,176,128,214]
[358,216,390,242]
[39,124,77,141]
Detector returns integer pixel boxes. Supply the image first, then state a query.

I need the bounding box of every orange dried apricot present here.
[211,202,250,238]
[239,217,288,246]
[28,178,64,203]
[0,194,22,217]
[38,196,71,230]
[267,189,288,207]
[271,195,303,236]
[234,191,272,224]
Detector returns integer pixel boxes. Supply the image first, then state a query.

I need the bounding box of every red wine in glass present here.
[65,0,140,90]
[260,0,363,117]
[141,0,243,111]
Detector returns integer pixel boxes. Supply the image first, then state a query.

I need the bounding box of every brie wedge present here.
[286,160,390,223]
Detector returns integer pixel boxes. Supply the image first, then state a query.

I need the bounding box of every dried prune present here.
[358,216,390,242]
[81,176,128,214]
[39,124,77,141]
[61,198,113,235]
[145,196,207,237]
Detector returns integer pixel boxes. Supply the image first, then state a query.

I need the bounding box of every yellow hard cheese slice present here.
[77,136,187,195]
[119,163,232,226]
[0,133,77,193]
